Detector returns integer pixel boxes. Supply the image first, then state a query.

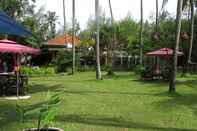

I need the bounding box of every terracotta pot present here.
[23,127,64,131]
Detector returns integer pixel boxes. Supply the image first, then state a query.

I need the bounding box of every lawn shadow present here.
[0,101,19,129]
[28,84,63,94]
[57,114,197,131]
[131,79,167,86]
[177,80,197,89]
[84,72,135,82]
[60,90,159,96]
[154,91,197,117]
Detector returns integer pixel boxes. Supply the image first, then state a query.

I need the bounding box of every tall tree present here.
[63,0,67,47]
[139,0,144,65]
[188,0,195,63]
[107,0,115,74]
[72,0,76,75]
[169,0,183,92]
[95,0,102,80]
[156,0,159,32]
[0,0,35,18]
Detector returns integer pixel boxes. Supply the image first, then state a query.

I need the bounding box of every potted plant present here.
[16,91,64,131]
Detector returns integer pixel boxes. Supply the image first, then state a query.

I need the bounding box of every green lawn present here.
[1,72,197,131]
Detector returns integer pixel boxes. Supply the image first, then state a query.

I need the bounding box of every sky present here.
[35,0,178,30]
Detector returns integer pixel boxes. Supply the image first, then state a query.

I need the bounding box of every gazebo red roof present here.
[0,39,40,55]
[146,48,183,56]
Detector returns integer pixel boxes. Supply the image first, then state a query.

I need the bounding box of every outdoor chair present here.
[5,76,18,95]
[162,68,170,81]
[0,76,8,96]
[4,74,27,95]
[141,70,153,80]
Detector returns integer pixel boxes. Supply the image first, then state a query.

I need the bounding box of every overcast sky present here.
[35,0,178,30]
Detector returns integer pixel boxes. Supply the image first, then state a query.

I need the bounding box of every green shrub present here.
[52,51,80,73]
[101,65,115,76]
[133,65,145,74]
[21,66,55,75]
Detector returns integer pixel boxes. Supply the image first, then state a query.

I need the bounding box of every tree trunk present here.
[108,0,115,73]
[169,0,183,92]
[95,0,102,80]
[63,0,67,47]
[139,0,143,65]
[156,0,159,32]
[188,0,194,64]
[72,0,76,75]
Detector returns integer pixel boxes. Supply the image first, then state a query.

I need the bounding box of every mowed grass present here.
[1,72,197,131]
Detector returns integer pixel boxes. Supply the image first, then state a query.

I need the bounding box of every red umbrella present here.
[0,39,40,97]
[146,48,183,56]
[0,39,40,55]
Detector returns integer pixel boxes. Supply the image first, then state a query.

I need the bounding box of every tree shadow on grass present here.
[59,89,161,96]
[57,114,197,131]
[84,73,135,82]
[177,80,197,89]
[131,79,168,86]
[153,79,197,117]
[0,100,54,129]
[0,101,19,129]
[154,91,197,117]
[28,84,63,94]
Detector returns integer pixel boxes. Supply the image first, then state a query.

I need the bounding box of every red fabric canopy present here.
[0,39,40,55]
[146,48,183,56]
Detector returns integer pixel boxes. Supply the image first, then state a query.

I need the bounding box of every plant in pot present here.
[17,91,63,131]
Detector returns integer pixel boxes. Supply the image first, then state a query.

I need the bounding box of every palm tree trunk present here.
[63,0,67,44]
[72,0,76,75]
[156,0,159,32]
[108,0,115,73]
[169,0,183,92]
[95,0,102,80]
[188,0,194,64]
[140,0,143,65]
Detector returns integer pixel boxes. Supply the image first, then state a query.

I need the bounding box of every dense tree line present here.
[0,0,58,48]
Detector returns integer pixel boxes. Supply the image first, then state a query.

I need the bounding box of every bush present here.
[21,66,55,75]
[133,65,145,74]
[52,51,80,73]
[101,65,115,76]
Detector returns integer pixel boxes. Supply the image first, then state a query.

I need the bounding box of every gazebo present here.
[0,39,40,96]
[0,10,40,96]
[141,48,184,80]
[146,48,183,57]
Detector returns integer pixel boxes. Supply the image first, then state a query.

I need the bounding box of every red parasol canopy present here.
[146,48,183,56]
[0,39,40,55]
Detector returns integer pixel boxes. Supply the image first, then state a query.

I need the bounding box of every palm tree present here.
[162,0,168,9]
[188,0,195,64]
[169,0,183,92]
[72,0,76,75]
[108,0,115,75]
[156,0,159,32]
[95,0,102,80]
[63,0,67,53]
[139,0,143,65]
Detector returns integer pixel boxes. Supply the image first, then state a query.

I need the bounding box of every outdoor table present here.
[0,73,28,96]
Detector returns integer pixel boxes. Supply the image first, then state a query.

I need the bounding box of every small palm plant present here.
[37,91,62,130]
[16,91,63,131]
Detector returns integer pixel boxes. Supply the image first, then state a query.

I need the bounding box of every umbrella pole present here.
[16,54,19,98]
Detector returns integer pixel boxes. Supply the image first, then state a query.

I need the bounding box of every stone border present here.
[0,95,31,100]
[23,127,64,131]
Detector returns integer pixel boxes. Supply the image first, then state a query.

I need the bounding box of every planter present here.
[23,127,64,131]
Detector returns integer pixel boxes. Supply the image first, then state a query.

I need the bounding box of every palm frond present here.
[162,0,168,9]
